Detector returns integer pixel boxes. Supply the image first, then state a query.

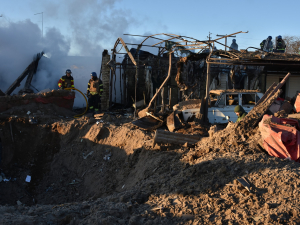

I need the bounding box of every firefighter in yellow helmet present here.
[87,72,103,113]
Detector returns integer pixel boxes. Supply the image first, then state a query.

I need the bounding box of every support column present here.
[101,50,110,110]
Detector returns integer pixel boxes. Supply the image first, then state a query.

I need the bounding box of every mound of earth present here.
[0,103,300,224]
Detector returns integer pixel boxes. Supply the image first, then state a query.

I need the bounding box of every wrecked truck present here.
[182,90,263,123]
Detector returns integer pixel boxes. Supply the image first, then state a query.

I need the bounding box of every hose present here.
[65,87,88,118]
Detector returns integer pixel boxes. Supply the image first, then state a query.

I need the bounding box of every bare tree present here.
[283,36,300,54]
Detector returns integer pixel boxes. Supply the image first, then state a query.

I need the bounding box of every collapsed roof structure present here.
[104,31,300,115]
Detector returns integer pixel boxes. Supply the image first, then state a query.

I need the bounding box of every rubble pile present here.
[0,101,300,224]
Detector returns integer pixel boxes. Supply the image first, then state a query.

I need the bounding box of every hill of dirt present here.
[0,102,300,224]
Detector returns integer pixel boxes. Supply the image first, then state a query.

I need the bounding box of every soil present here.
[0,102,300,224]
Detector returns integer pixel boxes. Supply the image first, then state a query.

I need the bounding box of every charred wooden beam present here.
[153,130,201,147]
[5,52,44,95]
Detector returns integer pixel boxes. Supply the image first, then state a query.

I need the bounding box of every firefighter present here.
[260,36,273,52]
[275,35,286,53]
[229,39,238,51]
[87,72,103,113]
[58,69,74,89]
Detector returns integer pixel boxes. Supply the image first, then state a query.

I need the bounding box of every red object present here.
[259,115,300,162]
[276,97,284,102]
[295,94,300,113]
[34,93,75,110]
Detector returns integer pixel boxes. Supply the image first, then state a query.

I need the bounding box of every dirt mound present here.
[0,104,300,224]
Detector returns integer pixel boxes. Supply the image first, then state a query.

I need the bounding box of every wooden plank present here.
[153,130,200,146]
[256,82,276,105]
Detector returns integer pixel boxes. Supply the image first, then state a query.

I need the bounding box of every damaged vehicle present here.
[208,90,263,123]
[182,90,264,123]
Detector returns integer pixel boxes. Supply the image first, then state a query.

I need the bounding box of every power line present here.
[34,12,43,38]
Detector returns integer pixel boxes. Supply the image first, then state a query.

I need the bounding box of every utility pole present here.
[204,32,213,122]
[34,12,43,38]
[216,34,236,51]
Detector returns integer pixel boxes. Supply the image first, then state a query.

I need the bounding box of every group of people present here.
[228,35,286,53]
[260,35,286,53]
[57,69,103,113]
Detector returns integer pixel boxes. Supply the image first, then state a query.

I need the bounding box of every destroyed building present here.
[2,32,300,224]
[101,33,300,116]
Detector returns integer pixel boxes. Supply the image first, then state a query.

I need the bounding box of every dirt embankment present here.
[0,103,300,224]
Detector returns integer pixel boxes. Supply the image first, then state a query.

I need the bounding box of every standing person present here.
[229,39,238,51]
[58,69,75,89]
[234,105,247,122]
[275,35,286,53]
[260,36,273,52]
[87,72,103,113]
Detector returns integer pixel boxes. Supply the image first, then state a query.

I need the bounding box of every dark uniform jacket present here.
[58,75,74,89]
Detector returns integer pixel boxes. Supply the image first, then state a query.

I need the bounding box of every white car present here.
[181,90,263,123]
[208,90,263,123]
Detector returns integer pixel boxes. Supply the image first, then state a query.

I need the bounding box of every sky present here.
[1,0,299,105]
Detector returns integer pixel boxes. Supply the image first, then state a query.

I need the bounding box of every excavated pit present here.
[1,103,300,224]
[0,113,160,206]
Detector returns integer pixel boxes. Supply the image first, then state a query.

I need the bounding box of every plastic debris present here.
[83,151,94,160]
[17,200,22,206]
[25,175,31,183]
[237,177,251,192]
[103,153,111,161]
[27,111,31,115]
[29,116,38,125]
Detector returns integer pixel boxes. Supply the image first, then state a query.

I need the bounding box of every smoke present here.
[0,20,42,91]
[0,0,142,107]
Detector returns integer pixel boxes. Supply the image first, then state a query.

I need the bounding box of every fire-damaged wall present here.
[0,90,75,113]
[121,50,264,108]
[122,50,179,105]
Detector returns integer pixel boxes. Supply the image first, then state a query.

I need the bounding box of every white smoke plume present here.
[0,0,144,107]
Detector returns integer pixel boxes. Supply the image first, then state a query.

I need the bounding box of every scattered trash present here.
[237,177,251,192]
[122,184,125,189]
[17,200,22,206]
[80,139,83,142]
[103,153,111,161]
[69,179,81,185]
[27,111,31,115]
[29,116,38,124]
[3,178,10,182]
[25,175,31,183]
[83,151,94,160]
